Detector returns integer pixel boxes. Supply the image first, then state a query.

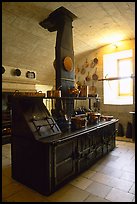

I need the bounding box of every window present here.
[103,49,133,105]
[118,58,133,96]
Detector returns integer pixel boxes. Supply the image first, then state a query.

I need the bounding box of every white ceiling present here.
[2,2,135,85]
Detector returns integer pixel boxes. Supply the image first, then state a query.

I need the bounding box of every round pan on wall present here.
[63,56,73,72]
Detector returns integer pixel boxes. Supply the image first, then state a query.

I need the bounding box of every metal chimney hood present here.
[39,7,77,117]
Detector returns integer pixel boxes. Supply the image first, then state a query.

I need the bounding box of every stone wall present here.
[75,39,135,135]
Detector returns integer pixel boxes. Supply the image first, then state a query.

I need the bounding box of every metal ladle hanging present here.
[92,67,98,81]
[90,57,98,68]
[85,71,91,82]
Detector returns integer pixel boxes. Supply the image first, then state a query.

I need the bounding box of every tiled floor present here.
[2,141,135,202]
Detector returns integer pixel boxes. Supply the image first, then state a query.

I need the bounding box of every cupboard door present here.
[53,139,76,187]
[77,131,96,173]
[103,123,116,152]
[107,123,116,151]
[93,128,103,159]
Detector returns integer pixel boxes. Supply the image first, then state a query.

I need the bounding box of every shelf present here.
[44,96,97,100]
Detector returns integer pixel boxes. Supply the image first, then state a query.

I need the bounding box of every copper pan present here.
[47,85,62,98]
[92,67,98,80]
[88,81,97,97]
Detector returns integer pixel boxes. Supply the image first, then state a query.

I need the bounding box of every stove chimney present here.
[39,6,77,94]
[39,7,77,119]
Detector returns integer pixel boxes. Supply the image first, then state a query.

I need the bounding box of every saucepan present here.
[92,67,98,81]
[79,85,89,97]
[71,116,87,130]
[88,82,97,97]
[68,87,80,97]
[47,86,62,98]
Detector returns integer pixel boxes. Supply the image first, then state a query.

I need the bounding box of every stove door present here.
[53,138,76,188]
[77,130,96,173]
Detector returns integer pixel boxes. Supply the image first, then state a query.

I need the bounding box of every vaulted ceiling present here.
[2,2,135,85]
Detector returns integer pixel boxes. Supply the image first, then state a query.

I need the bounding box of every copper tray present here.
[63,56,73,72]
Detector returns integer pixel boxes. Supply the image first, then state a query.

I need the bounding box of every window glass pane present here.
[103,49,133,104]
[118,58,132,77]
[119,79,132,95]
[118,58,132,96]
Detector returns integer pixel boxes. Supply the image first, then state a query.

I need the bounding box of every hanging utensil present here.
[88,81,97,97]
[92,67,98,81]
[81,65,86,75]
[93,57,98,64]
[90,57,98,68]
[84,58,89,68]
[75,65,80,74]
[85,71,91,82]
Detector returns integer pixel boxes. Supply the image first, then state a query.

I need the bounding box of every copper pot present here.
[88,82,97,97]
[71,117,87,129]
[79,85,88,97]
[87,112,101,124]
[68,87,80,97]
[47,85,62,98]
[47,90,61,98]
[92,67,98,81]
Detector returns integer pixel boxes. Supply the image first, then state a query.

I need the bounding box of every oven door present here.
[53,138,76,188]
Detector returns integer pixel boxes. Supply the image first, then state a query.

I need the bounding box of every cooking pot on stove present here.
[71,117,87,129]
[87,112,101,124]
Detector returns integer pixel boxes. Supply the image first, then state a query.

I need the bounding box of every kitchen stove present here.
[32,116,61,138]
[11,95,61,140]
